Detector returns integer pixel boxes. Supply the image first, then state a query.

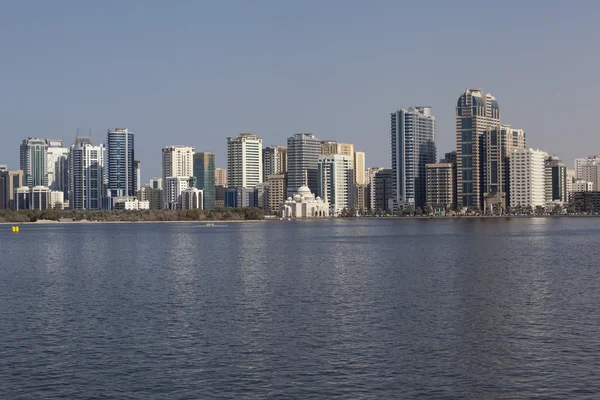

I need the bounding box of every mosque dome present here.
[296,185,311,196]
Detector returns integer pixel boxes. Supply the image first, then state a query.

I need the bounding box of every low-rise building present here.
[280,185,329,218]
[181,188,203,210]
[114,197,150,210]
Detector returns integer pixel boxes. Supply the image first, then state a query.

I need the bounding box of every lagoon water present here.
[1,218,600,399]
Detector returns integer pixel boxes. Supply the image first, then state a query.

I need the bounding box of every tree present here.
[553,204,563,215]
[423,204,433,216]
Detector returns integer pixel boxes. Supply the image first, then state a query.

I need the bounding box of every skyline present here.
[2,1,600,177]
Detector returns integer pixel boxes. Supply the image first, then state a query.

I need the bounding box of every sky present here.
[1,0,600,179]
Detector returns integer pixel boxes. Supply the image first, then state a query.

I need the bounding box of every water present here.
[1,218,600,399]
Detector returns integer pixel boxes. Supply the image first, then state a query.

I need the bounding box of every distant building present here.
[320,141,354,157]
[391,107,436,210]
[456,89,501,209]
[354,151,366,185]
[134,160,141,191]
[15,187,31,210]
[287,133,320,197]
[0,165,7,172]
[371,169,394,213]
[0,170,23,210]
[193,152,215,211]
[353,184,368,214]
[148,177,163,189]
[114,197,149,210]
[164,176,192,210]
[267,174,286,214]
[50,190,65,210]
[317,154,354,216]
[46,141,69,195]
[573,180,593,193]
[280,185,329,218]
[574,156,600,180]
[545,155,568,205]
[227,133,262,189]
[20,137,48,188]
[137,186,163,210]
[162,145,194,205]
[69,137,105,210]
[31,186,51,210]
[510,148,548,209]
[442,151,457,209]
[215,185,226,208]
[426,163,454,214]
[263,146,288,180]
[215,168,227,187]
[181,188,203,210]
[106,128,136,198]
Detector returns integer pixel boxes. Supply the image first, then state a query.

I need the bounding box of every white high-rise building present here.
[162,145,194,207]
[317,154,354,216]
[574,156,600,180]
[510,148,548,209]
[69,137,105,210]
[354,151,366,185]
[227,133,263,189]
[46,141,70,194]
[165,176,191,210]
[573,180,593,192]
[181,188,203,210]
[579,163,600,191]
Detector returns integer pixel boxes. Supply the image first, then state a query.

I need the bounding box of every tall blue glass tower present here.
[106,128,136,198]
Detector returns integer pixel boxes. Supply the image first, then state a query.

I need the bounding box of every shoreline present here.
[0,219,265,225]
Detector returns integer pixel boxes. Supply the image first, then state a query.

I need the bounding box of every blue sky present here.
[1,1,599,179]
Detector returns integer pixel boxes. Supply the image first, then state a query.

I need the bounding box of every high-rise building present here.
[266,174,286,214]
[227,134,262,189]
[69,137,105,210]
[46,140,69,195]
[426,163,454,214]
[15,187,30,210]
[545,155,568,204]
[321,141,354,157]
[579,162,600,191]
[509,148,548,209]
[354,151,366,185]
[263,146,288,180]
[193,152,216,211]
[574,156,600,180]
[31,186,51,210]
[456,89,501,209]
[0,165,7,172]
[137,186,163,210]
[371,169,393,213]
[442,151,458,210]
[134,160,141,191]
[165,176,192,209]
[287,133,321,197]
[215,168,227,187]
[106,128,135,198]
[20,137,48,188]
[317,154,354,216]
[482,125,526,209]
[566,169,575,202]
[0,170,23,210]
[162,146,194,183]
[391,107,436,210]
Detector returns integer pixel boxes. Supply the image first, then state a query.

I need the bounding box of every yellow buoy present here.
[11,226,19,233]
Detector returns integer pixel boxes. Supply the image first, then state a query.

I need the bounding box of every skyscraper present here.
[263,145,288,180]
[510,148,548,209]
[69,136,105,210]
[134,160,141,191]
[0,170,23,210]
[391,107,436,210]
[46,140,69,194]
[320,141,354,157]
[106,128,135,198]
[20,137,48,188]
[545,155,568,204]
[371,169,393,214]
[162,145,194,207]
[456,89,500,209]
[287,133,321,197]
[227,133,263,189]
[426,163,454,214]
[354,151,366,185]
[193,152,216,211]
[482,125,526,209]
[317,154,354,216]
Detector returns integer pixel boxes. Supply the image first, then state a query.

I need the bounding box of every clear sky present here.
[1,1,599,179]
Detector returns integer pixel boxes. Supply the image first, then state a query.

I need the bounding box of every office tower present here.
[545,156,568,204]
[287,133,321,197]
[46,141,69,195]
[162,145,194,183]
[181,188,203,210]
[106,128,135,198]
[134,160,141,191]
[148,177,163,189]
[371,169,393,213]
[137,186,163,210]
[267,174,286,214]
[456,89,501,209]
[509,148,548,209]
[391,107,436,210]
[31,186,51,210]
[354,151,366,185]
[15,187,31,210]
[193,152,216,211]
[20,137,48,188]
[227,133,263,189]
[482,125,526,210]
[69,137,105,210]
[215,168,227,187]
[317,154,354,216]
[165,176,192,209]
[263,145,288,180]
[320,141,354,157]
[0,170,23,210]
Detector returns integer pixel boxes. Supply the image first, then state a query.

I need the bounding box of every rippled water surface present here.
[1,218,600,399]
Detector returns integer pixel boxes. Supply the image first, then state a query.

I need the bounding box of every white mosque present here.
[280,185,330,219]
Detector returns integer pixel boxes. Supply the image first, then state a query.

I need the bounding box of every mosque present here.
[279,185,330,219]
